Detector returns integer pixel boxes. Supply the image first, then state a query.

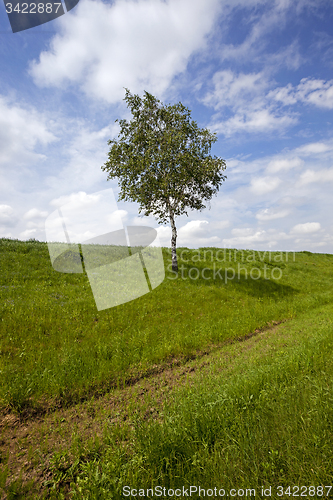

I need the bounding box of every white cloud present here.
[132,215,158,227]
[250,176,282,195]
[23,208,49,220]
[222,220,328,250]
[270,78,333,109]
[29,0,222,103]
[0,231,13,239]
[299,168,333,185]
[210,220,230,230]
[267,83,298,106]
[156,220,221,247]
[209,138,333,251]
[203,70,268,110]
[268,84,295,106]
[223,229,270,247]
[297,78,333,109]
[19,228,38,240]
[26,221,43,229]
[0,95,57,168]
[204,69,298,136]
[178,220,209,238]
[0,205,17,227]
[295,141,333,155]
[219,109,296,136]
[266,157,303,173]
[49,191,102,209]
[45,189,125,244]
[231,227,257,237]
[215,1,306,69]
[44,122,119,192]
[109,210,128,222]
[256,208,290,221]
[156,225,171,246]
[179,221,220,246]
[291,222,321,234]
[205,73,333,138]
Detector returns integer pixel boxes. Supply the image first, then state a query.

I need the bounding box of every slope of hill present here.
[1,238,333,498]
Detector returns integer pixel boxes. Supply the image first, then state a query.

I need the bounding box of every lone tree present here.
[101,89,227,272]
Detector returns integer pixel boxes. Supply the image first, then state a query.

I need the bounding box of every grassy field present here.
[1,237,333,498]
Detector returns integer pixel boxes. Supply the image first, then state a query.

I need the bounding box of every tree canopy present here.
[101,89,227,271]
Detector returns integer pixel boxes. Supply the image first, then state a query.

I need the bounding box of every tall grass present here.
[1,238,333,499]
[1,238,333,412]
[67,304,333,499]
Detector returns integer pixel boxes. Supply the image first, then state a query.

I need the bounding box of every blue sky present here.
[1,0,333,252]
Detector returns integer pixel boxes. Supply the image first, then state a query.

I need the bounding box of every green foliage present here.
[101,89,227,223]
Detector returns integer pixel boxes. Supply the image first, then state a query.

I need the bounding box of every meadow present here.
[1,237,333,498]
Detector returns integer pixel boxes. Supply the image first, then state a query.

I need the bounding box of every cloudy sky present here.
[1,0,333,252]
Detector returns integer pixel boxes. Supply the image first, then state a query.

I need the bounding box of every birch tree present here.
[101,89,227,272]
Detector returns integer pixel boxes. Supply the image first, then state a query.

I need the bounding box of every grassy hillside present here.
[1,238,332,413]
[1,238,333,498]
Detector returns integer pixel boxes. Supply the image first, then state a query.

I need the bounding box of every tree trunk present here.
[170,212,178,272]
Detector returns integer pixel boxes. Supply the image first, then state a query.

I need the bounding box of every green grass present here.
[1,237,333,498]
[63,303,333,499]
[1,238,333,413]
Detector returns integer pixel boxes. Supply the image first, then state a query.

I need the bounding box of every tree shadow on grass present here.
[166,263,298,300]
[226,271,298,299]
